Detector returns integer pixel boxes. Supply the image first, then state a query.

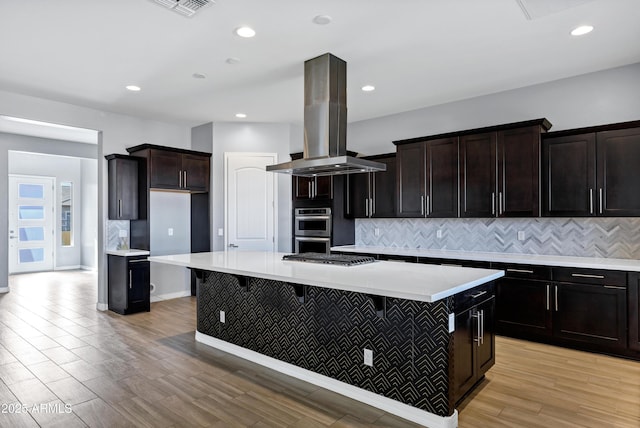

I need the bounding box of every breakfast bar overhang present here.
[149,251,504,428]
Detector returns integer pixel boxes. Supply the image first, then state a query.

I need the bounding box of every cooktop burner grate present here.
[282,252,376,266]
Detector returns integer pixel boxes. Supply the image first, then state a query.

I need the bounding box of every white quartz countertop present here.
[106,249,150,257]
[332,246,640,272]
[148,251,504,303]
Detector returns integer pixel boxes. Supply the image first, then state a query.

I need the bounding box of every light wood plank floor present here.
[1,271,638,427]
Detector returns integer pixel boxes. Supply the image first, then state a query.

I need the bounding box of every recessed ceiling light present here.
[192,73,206,79]
[235,113,247,118]
[361,85,375,92]
[235,26,256,38]
[125,85,141,92]
[571,25,594,36]
[312,15,332,25]
[226,57,241,65]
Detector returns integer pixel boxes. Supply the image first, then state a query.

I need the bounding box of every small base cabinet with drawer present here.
[108,255,150,315]
[453,283,495,403]
[495,264,553,338]
[552,268,627,350]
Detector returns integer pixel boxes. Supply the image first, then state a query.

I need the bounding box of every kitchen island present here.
[149,251,504,428]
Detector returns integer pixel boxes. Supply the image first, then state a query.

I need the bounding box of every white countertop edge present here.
[106,249,150,257]
[148,254,504,303]
[332,246,640,272]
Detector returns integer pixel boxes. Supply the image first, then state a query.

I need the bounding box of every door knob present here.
[228,243,238,248]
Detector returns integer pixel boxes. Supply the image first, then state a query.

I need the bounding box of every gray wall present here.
[193,122,293,252]
[347,62,640,156]
[8,151,83,269]
[0,89,190,306]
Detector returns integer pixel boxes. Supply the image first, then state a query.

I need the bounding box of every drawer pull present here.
[604,285,626,290]
[507,268,534,274]
[571,273,605,279]
[470,290,487,299]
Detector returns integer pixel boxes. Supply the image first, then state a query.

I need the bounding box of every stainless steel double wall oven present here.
[294,207,332,253]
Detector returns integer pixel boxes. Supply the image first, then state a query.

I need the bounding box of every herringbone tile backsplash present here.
[356,218,640,259]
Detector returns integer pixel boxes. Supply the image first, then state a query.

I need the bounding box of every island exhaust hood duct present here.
[266,53,386,177]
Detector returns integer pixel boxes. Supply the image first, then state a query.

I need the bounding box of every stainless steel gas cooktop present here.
[282,252,376,266]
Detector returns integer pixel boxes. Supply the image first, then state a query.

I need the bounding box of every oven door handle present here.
[296,215,331,220]
[295,237,330,242]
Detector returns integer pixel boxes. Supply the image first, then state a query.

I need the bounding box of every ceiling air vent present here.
[150,0,214,18]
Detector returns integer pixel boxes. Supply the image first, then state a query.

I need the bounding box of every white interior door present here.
[8,175,55,273]
[225,153,277,251]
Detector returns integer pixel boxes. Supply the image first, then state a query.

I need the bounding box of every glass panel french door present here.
[8,175,55,273]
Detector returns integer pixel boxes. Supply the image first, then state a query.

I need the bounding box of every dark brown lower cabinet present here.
[553,282,627,350]
[496,277,552,337]
[629,273,640,351]
[108,255,150,315]
[453,295,495,403]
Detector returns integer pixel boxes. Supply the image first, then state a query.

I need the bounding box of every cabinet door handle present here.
[420,195,425,216]
[499,192,503,215]
[426,195,430,216]
[470,290,487,299]
[546,284,550,310]
[365,198,369,217]
[555,285,558,311]
[604,285,626,290]
[473,311,480,344]
[491,192,496,216]
[480,309,484,346]
[128,259,148,264]
[308,182,312,198]
[184,171,187,188]
[370,198,374,216]
[589,188,594,215]
[118,199,122,218]
[507,268,534,274]
[599,188,603,214]
[179,170,182,188]
[571,273,605,279]
[129,270,132,289]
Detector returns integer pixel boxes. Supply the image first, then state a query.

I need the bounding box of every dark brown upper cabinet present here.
[349,154,396,218]
[293,175,333,200]
[396,137,458,218]
[127,144,211,193]
[542,133,596,216]
[461,123,547,218]
[543,122,640,217]
[106,154,139,220]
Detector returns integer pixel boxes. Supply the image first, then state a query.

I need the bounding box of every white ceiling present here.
[0,0,639,127]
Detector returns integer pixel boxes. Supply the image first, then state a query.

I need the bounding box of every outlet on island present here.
[363,348,373,367]
[220,310,225,323]
[168,228,174,236]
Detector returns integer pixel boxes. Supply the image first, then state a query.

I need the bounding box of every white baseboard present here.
[0,286,9,294]
[54,265,81,271]
[195,331,458,428]
[150,290,192,302]
[81,265,97,272]
[96,302,108,311]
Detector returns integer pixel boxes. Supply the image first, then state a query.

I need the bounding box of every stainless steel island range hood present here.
[266,53,386,177]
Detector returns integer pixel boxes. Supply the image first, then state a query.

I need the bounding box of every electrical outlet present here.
[448,313,455,333]
[374,228,380,237]
[220,310,225,323]
[118,229,128,238]
[363,349,373,367]
[168,228,174,236]
[517,231,525,241]
[218,228,224,237]
[436,229,443,239]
